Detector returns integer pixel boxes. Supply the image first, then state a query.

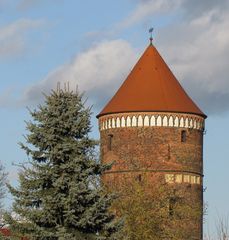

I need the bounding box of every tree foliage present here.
[0,161,7,231]
[5,90,119,240]
[204,215,229,240]
[0,162,7,211]
[0,162,7,209]
[112,174,201,240]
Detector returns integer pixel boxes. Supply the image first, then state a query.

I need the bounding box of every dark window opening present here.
[169,197,176,217]
[135,174,142,182]
[168,144,171,160]
[108,134,113,151]
[181,130,187,142]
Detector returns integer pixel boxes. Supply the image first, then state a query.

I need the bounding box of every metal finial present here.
[149,27,154,45]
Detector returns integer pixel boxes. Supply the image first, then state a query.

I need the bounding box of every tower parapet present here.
[99,112,205,131]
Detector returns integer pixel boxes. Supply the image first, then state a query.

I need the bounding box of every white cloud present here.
[17,0,64,11]
[18,0,62,10]
[23,39,138,110]
[19,0,41,9]
[157,6,229,114]
[87,0,182,39]
[5,0,229,115]
[118,0,181,29]
[0,18,44,58]
[22,3,229,115]
[113,0,229,114]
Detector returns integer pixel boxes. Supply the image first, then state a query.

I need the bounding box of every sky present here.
[0,0,229,236]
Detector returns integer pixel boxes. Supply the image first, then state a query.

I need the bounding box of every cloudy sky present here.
[0,0,229,235]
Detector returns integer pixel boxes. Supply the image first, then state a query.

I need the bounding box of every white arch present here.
[144,116,150,126]
[108,119,112,128]
[157,116,162,126]
[116,117,120,128]
[174,116,179,127]
[190,119,193,128]
[193,120,197,129]
[132,116,137,127]
[138,115,143,127]
[168,116,173,127]
[112,118,115,128]
[105,120,108,129]
[185,118,189,128]
[180,117,184,127]
[150,115,156,126]
[126,116,131,127]
[121,117,125,127]
[163,116,168,126]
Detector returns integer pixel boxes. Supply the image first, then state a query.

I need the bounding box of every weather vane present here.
[149,27,154,44]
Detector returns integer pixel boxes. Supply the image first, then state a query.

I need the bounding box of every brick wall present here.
[99,112,205,239]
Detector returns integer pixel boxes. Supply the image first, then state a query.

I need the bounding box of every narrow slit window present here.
[108,134,113,151]
[169,197,176,217]
[181,130,187,142]
[168,144,171,160]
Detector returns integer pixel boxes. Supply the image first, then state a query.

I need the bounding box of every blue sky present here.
[1,0,229,236]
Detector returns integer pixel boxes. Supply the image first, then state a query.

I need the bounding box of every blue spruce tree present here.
[5,89,119,240]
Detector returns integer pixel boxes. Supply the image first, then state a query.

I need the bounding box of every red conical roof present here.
[97,44,206,118]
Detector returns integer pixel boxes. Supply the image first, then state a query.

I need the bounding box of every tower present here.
[97,42,207,239]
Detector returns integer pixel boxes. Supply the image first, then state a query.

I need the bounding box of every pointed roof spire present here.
[97,44,206,118]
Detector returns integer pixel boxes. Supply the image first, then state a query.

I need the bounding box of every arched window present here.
[135,174,142,182]
[181,130,187,143]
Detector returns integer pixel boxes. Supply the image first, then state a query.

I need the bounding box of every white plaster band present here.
[99,113,205,131]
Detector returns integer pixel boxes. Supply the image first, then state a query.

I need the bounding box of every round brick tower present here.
[97,43,207,239]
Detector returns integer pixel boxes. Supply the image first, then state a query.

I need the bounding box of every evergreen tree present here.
[5,90,119,240]
[0,161,7,229]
